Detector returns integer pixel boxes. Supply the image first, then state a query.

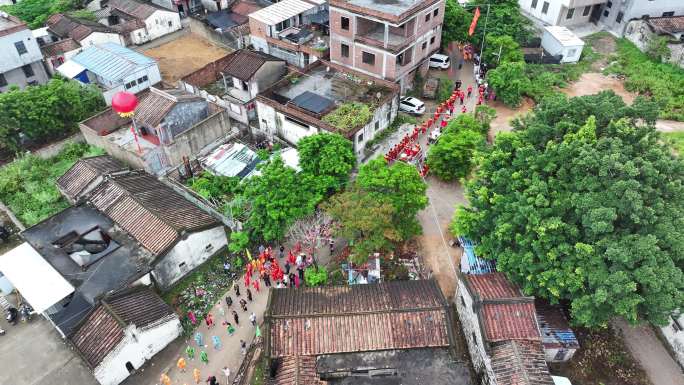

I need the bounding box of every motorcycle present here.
[18,303,32,323]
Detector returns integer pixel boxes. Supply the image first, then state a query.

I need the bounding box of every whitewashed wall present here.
[661,313,684,368]
[152,226,228,290]
[80,32,127,47]
[455,278,496,385]
[144,10,182,42]
[94,317,181,385]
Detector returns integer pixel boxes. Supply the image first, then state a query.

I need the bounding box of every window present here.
[582,6,591,17]
[125,81,135,89]
[357,132,363,143]
[21,65,34,78]
[362,51,375,65]
[285,115,308,128]
[472,332,477,344]
[434,8,438,17]
[616,11,623,23]
[531,0,538,9]
[662,11,675,17]
[205,244,214,252]
[541,2,549,14]
[178,262,187,269]
[603,10,609,17]
[566,8,574,19]
[341,43,349,58]
[422,41,427,50]
[430,36,436,45]
[168,21,173,27]
[460,296,465,306]
[14,41,27,55]
[425,13,431,22]
[341,16,349,30]
[0,74,6,87]
[375,121,379,131]
[606,1,612,8]
[156,19,159,24]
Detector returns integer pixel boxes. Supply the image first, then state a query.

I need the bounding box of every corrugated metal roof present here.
[202,142,260,178]
[70,42,156,83]
[458,236,496,274]
[249,0,317,26]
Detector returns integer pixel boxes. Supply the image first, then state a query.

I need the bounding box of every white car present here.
[552,376,573,385]
[399,96,425,115]
[429,53,451,69]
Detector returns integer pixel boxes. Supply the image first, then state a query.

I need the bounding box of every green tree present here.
[473,0,534,45]
[442,0,473,45]
[0,77,104,151]
[445,111,491,136]
[427,129,484,181]
[486,61,530,107]
[297,133,356,192]
[323,188,402,263]
[483,34,523,65]
[241,158,323,242]
[356,158,428,239]
[228,231,249,255]
[645,36,671,62]
[437,76,454,102]
[304,266,328,286]
[1,0,79,28]
[452,92,684,327]
[188,172,241,203]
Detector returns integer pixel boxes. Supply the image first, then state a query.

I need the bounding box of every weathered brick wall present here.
[181,54,235,87]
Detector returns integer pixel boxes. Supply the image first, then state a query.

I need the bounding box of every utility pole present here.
[477,3,491,77]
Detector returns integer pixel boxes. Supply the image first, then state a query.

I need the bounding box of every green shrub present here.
[304,266,328,286]
[437,76,454,103]
[0,143,103,226]
[323,102,374,132]
[228,231,249,255]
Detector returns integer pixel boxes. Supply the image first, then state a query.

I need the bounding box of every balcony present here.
[355,17,415,53]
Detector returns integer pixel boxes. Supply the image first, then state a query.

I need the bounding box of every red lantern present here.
[112,92,138,117]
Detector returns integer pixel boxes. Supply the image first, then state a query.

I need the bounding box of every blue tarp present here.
[459,236,496,274]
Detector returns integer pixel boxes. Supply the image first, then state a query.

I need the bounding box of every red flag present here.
[469,7,481,36]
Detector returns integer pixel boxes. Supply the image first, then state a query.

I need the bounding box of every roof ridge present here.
[108,173,181,232]
[510,341,532,385]
[270,304,447,319]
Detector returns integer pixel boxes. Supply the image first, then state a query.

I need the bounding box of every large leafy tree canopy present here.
[356,158,428,240]
[0,77,104,151]
[452,92,684,327]
[323,188,401,264]
[297,133,356,193]
[443,0,533,46]
[427,115,486,181]
[1,0,79,28]
[242,158,324,242]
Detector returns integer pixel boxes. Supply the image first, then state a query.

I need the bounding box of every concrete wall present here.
[162,107,232,166]
[455,278,496,385]
[354,95,398,159]
[256,100,322,145]
[80,32,127,47]
[0,61,49,92]
[601,0,684,37]
[152,226,228,290]
[162,100,209,139]
[0,27,44,73]
[253,61,288,99]
[660,313,684,369]
[144,10,183,41]
[93,318,181,385]
[80,122,149,170]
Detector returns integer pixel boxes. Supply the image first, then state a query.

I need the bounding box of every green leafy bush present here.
[0,143,103,226]
[607,39,684,121]
[187,171,241,202]
[304,266,328,286]
[323,102,374,132]
[1,0,80,28]
[437,76,454,103]
[228,231,249,255]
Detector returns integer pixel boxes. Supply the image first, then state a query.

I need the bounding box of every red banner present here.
[469,7,481,36]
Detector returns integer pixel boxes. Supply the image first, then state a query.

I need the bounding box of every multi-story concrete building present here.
[0,12,49,92]
[329,0,445,91]
[248,0,330,68]
[519,0,684,37]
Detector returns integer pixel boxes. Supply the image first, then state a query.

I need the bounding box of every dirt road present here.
[613,319,684,385]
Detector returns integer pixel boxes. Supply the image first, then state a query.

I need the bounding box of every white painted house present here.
[519,0,606,27]
[57,42,161,105]
[541,26,585,63]
[661,312,684,368]
[0,13,50,92]
[70,288,181,385]
[98,0,182,45]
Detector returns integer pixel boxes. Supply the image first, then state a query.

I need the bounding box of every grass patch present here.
[0,143,104,226]
[607,39,684,121]
[323,102,375,132]
[162,250,242,335]
[251,356,266,385]
[664,132,684,154]
[549,327,650,385]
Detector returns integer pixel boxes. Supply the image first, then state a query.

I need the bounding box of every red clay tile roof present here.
[491,340,554,385]
[71,288,176,368]
[464,272,522,300]
[89,171,218,255]
[231,0,264,16]
[221,49,284,81]
[270,356,327,385]
[41,38,81,57]
[57,155,126,201]
[648,15,684,35]
[268,280,451,357]
[46,13,116,42]
[482,302,540,342]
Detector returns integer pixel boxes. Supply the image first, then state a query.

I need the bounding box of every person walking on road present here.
[193,368,201,384]
[177,357,187,372]
[232,310,239,325]
[240,339,247,355]
[223,367,231,383]
[250,312,257,326]
[246,288,252,302]
[233,283,240,297]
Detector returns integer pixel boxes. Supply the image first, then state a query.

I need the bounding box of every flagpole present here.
[477,3,491,79]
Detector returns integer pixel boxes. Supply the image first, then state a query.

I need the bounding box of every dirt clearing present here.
[143,34,230,83]
[561,72,635,104]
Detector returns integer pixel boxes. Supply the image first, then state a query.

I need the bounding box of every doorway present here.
[125,362,135,373]
[590,4,602,24]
